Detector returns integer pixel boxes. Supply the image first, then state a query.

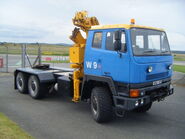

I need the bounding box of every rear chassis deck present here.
[14,66,74,90]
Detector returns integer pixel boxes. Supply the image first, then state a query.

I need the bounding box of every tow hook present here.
[115,108,126,117]
[158,98,165,102]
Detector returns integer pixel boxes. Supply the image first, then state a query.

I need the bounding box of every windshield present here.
[131,28,171,56]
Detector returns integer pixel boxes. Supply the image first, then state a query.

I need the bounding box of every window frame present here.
[130,28,171,56]
[105,30,127,53]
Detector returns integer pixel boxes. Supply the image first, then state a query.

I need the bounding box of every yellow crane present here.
[69,11,99,102]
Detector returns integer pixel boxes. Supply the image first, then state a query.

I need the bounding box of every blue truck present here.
[14,12,174,123]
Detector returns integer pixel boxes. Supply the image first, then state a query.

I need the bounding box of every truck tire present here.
[91,87,113,123]
[28,75,45,99]
[134,102,152,113]
[16,72,28,94]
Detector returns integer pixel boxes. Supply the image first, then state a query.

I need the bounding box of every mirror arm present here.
[117,51,122,58]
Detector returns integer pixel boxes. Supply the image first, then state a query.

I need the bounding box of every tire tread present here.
[91,87,113,123]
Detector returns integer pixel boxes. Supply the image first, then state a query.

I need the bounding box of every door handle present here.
[104,72,110,75]
[98,59,101,62]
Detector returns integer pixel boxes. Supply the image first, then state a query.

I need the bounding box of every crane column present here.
[69,11,99,102]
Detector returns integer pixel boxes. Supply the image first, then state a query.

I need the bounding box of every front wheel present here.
[134,102,152,113]
[91,87,113,123]
[28,75,45,99]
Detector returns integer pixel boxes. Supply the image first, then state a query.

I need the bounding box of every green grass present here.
[173,54,185,61]
[0,43,69,56]
[42,60,70,63]
[0,113,34,139]
[173,65,185,73]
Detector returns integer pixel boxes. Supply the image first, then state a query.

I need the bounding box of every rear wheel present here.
[28,75,46,99]
[91,87,113,123]
[16,72,28,94]
[134,102,152,113]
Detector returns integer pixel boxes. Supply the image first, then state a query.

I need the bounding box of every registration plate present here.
[153,80,162,86]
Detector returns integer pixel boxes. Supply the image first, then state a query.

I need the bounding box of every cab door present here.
[84,30,104,76]
[100,29,130,83]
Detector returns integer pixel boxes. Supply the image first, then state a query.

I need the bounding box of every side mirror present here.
[122,43,127,52]
[114,30,122,51]
[114,30,122,40]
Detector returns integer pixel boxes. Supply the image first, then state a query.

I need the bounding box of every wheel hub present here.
[18,78,23,87]
[92,96,98,115]
[31,81,36,91]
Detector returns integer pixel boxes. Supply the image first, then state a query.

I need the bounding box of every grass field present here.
[0,113,34,139]
[1,43,185,62]
[173,53,185,61]
[0,43,70,56]
[42,60,70,63]
[173,65,185,73]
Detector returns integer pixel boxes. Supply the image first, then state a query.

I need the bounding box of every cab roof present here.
[90,24,164,31]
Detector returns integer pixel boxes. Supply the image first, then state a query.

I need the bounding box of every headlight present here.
[135,101,139,107]
[147,66,153,73]
[168,64,172,70]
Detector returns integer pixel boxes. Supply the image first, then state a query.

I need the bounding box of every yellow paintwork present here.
[72,11,99,34]
[70,28,86,45]
[72,70,81,102]
[91,24,164,31]
[69,46,85,64]
[70,11,99,102]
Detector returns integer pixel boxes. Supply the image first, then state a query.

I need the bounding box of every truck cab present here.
[82,24,173,121]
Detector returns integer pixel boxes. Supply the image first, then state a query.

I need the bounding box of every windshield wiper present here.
[143,50,156,53]
[161,50,169,53]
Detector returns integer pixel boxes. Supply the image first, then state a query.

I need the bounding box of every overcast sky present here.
[0,0,184,50]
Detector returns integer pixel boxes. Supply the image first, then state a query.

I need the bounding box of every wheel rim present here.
[17,74,23,91]
[92,95,98,115]
[29,77,38,96]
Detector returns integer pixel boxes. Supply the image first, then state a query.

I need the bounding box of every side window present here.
[92,32,102,49]
[120,32,126,52]
[106,31,126,52]
[106,32,114,51]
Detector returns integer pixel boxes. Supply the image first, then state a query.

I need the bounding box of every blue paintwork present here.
[84,29,173,84]
[130,55,173,83]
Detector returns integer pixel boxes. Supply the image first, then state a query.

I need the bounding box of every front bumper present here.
[113,82,174,111]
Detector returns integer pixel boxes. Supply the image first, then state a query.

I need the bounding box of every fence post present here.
[21,44,26,68]
[6,46,8,72]
[38,43,41,65]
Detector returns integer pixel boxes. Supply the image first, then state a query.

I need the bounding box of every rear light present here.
[130,89,140,98]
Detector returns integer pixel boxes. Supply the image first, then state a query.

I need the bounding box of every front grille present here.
[146,72,168,80]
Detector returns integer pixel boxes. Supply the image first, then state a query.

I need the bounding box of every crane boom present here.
[70,11,99,44]
[72,11,99,33]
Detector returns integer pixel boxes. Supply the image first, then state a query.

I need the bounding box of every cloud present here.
[0,25,47,38]
[0,24,49,42]
[167,32,185,50]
